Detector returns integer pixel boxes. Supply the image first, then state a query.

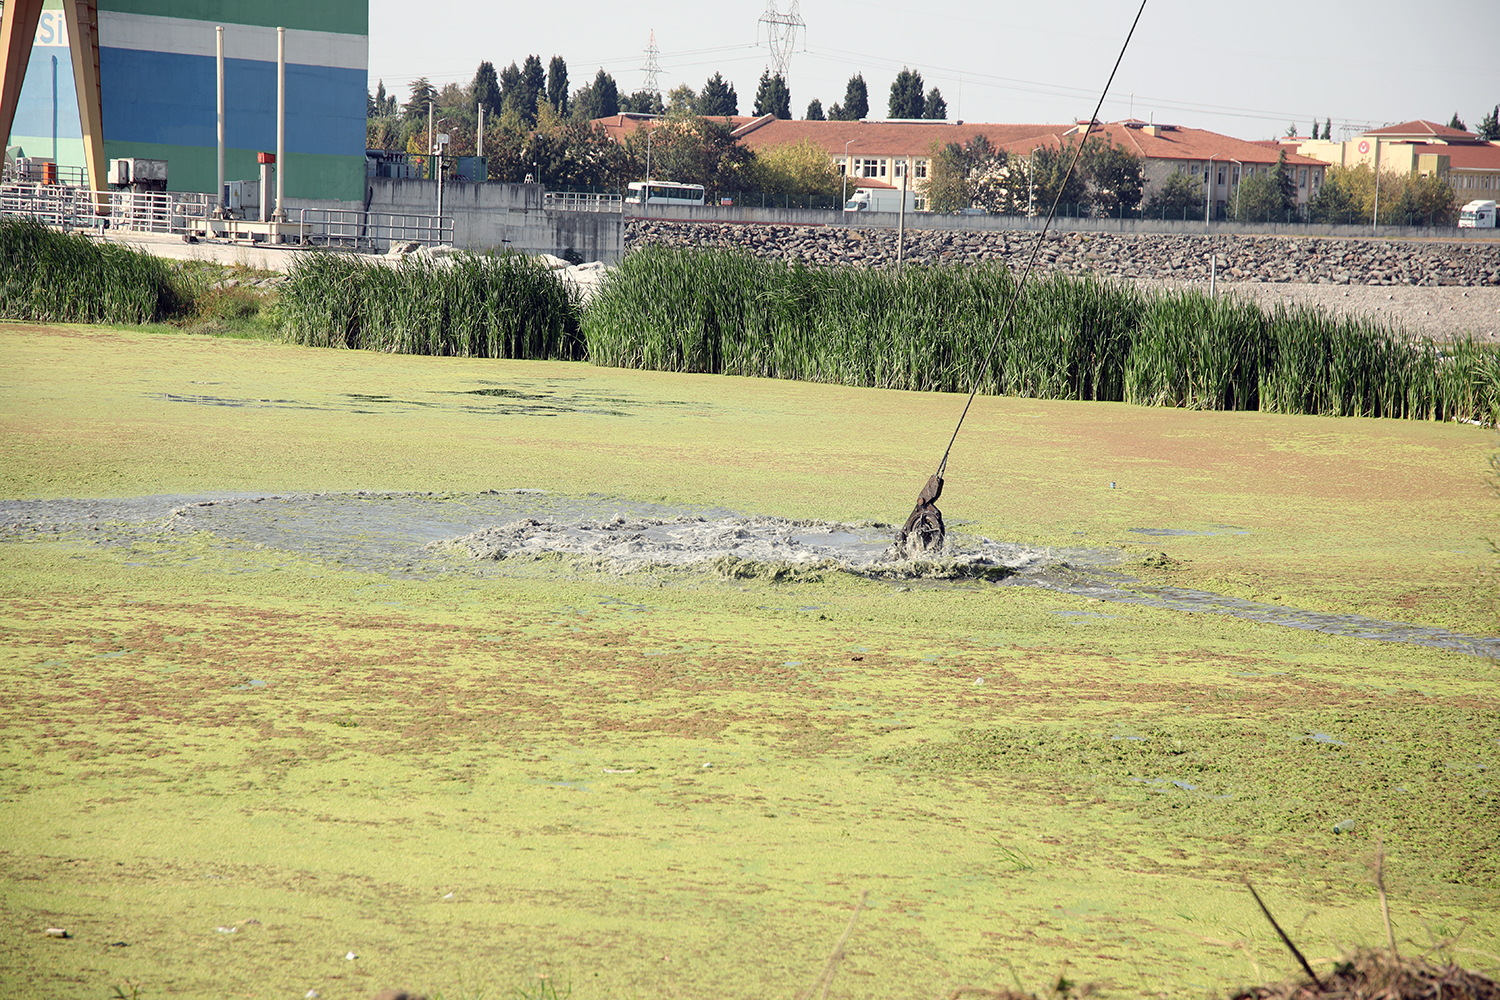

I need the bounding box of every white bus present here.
[626,180,706,206]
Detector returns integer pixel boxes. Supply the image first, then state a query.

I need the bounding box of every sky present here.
[368,0,1500,141]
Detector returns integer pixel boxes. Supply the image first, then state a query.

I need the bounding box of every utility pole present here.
[896,158,906,272]
[1205,154,1215,231]
[842,139,855,214]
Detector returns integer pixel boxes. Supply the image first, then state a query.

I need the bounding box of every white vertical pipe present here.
[216,26,225,217]
[477,103,484,158]
[275,26,285,222]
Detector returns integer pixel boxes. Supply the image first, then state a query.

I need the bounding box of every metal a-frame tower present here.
[0,0,106,206]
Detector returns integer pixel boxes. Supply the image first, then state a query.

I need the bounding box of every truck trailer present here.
[844,187,917,213]
[1459,200,1497,228]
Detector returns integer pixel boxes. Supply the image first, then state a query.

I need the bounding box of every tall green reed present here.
[0,217,185,325]
[279,249,582,359]
[584,245,1499,425]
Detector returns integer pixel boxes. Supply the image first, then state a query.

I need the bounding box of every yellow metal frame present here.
[0,0,106,210]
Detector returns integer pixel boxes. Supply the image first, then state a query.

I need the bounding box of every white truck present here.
[844,186,917,213]
[1459,199,1496,228]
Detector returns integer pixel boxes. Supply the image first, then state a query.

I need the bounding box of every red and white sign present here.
[1358,140,1370,154]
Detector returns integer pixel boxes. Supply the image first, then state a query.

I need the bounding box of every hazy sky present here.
[368,0,1499,140]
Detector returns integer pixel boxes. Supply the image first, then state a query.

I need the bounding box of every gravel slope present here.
[1142,281,1500,342]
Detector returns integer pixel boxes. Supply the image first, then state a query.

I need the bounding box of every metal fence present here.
[295,207,453,248]
[0,182,106,230]
[1,182,451,249]
[544,190,622,213]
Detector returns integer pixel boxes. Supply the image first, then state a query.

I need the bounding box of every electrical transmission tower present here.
[757,0,805,81]
[641,30,663,96]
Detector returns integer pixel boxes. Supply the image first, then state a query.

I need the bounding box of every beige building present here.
[592,113,1330,213]
[1285,120,1500,200]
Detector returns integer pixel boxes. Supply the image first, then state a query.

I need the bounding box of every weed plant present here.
[279,250,582,359]
[0,217,185,324]
[584,246,1500,424]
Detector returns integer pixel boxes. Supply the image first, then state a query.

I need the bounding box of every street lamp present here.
[434,117,451,238]
[1028,146,1042,218]
[842,139,856,212]
[1205,154,1216,229]
[1231,158,1242,219]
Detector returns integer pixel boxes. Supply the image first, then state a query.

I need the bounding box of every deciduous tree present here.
[667,84,697,116]
[1147,170,1201,213]
[1083,141,1144,212]
[752,138,842,200]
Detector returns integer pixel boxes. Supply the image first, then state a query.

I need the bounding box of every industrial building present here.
[3,0,368,203]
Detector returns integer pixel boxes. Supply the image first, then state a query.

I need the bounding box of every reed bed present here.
[0,217,185,325]
[582,246,1500,425]
[279,250,582,360]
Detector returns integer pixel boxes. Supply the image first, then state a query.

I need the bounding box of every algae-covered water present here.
[1,323,1497,1000]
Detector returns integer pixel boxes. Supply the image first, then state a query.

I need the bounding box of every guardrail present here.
[1,183,452,250]
[544,190,622,213]
[0,182,107,230]
[296,208,454,249]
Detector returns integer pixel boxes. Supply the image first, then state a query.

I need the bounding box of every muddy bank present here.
[3,490,1496,658]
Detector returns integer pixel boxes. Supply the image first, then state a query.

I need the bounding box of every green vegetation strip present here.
[5,222,1496,424]
[583,247,1499,424]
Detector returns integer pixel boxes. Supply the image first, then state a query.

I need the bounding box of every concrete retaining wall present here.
[363,178,624,262]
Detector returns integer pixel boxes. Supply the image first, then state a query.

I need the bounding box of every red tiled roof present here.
[651,116,1069,159]
[590,113,751,142]
[1407,142,1500,170]
[1084,122,1328,167]
[588,115,1329,168]
[1363,119,1477,140]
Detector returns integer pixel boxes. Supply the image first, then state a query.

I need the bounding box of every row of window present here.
[1185,161,1321,192]
[837,157,930,180]
[1454,174,1497,189]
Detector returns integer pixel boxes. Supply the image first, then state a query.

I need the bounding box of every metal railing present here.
[0,182,106,230]
[295,207,454,248]
[544,190,623,213]
[2,182,453,249]
[107,190,213,234]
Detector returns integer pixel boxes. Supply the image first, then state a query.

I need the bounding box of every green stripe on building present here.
[101,141,366,203]
[98,0,367,35]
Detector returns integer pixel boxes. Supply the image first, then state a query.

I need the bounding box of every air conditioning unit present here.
[107,158,131,185]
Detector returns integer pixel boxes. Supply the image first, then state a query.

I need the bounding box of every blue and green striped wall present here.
[7,0,368,202]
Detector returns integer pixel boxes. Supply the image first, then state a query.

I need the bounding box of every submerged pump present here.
[897,474,946,555]
[893,0,1147,557]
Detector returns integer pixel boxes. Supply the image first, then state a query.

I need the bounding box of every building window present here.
[1217,167,1225,185]
[1298,167,1307,188]
[858,158,880,178]
[1231,165,1240,184]
[915,159,928,179]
